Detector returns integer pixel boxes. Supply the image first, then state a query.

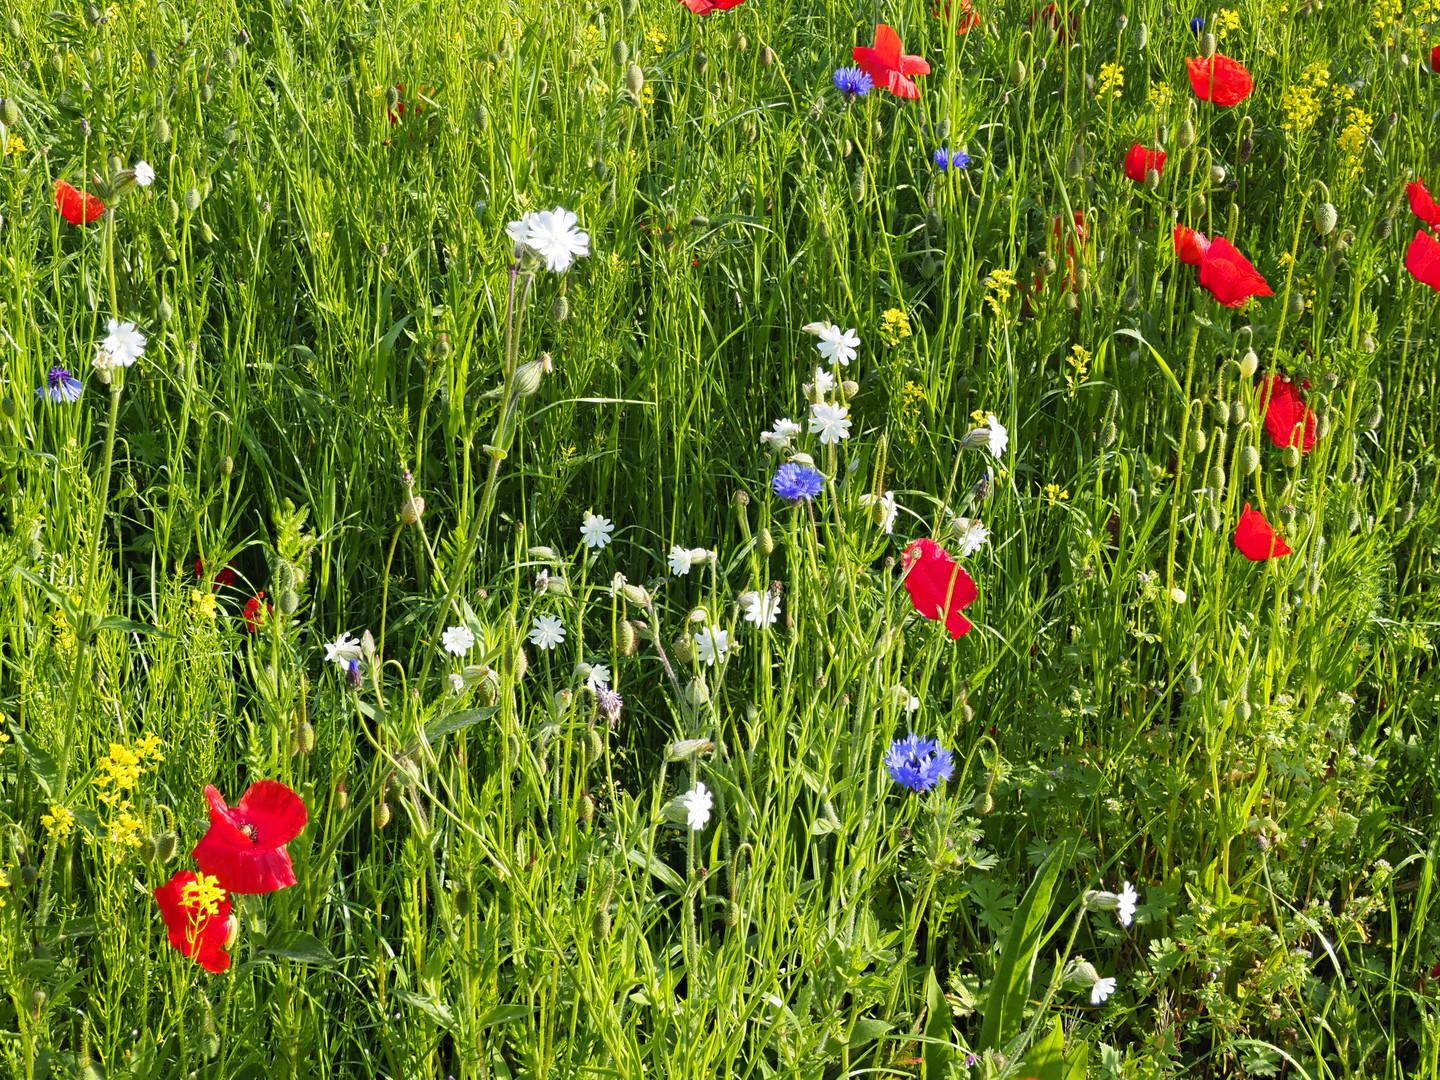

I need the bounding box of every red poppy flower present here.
[1028,2,1079,39]
[1174,225,1211,266]
[1185,54,1254,107]
[680,0,746,13]
[934,0,981,32]
[1407,180,1440,231]
[54,179,105,225]
[1406,229,1440,291]
[1049,211,1087,290]
[900,539,978,639]
[1198,237,1273,308]
[243,591,270,632]
[196,558,237,588]
[1259,375,1316,453]
[1123,144,1166,184]
[1432,45,1440,73]
[853,24,931,100]
[154,870,236,973]
[192,781,308,894]
[1234,504,1292,561]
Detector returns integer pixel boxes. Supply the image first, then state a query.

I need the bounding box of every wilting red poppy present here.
[1235,504,1292,561]
[1029,2,1079,39]
[1185,54,1254,107]
[681,0,746,13]
[1123,144,1166,184]
[192,781,308,894]
[242,591,270,631]
[1174,225,1211,266]
[1406,229,1440,291]
[853,24,931,100]
[901,539,978,639]
[1198,237,1272,308]
[154,870,236,973]
[934,0,981,32]
[196,558,237,588]
[1407,180,1440,231]
[1259,375,1316,453]
[54,179,105,225]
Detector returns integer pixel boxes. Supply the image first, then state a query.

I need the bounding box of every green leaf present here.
[923,966,952,1078]
[425,706,500,742]
[261,931,336,965]
[13,567,78,622]
[392,987,455,1029]
[479,1004,531,1029]
[1023,1016,1067,1080]
[9,725,59,799]
[626,848,685,893]
[94,613,175,639]
[1112,328,1184,403]
[848,1016,891,1048]
[978,842,1067,1052]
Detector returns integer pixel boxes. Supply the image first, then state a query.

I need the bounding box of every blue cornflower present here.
[833,67,874,99]
[772,462,825,502]
[933,148,971,170]
[37,366,84,403]
[1189,15,1204,32]
[884,734,955,793]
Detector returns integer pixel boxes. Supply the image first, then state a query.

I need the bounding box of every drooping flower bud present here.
[1009,58,1027,86]
[1240,446,1260,474]
[1282,446,1301,469]
[1313,202,1338,236]
[616,619,638,656]
[373,801,392,829]
[1199,31,1216,57]
[625,62,644,97]
[757,527,775,556]
[513,353,554,397]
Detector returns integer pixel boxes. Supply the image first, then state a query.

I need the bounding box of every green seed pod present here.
[1240,445,1260,474]
[1279,503,1297,523]
[611,39,629,66]
[1177,118,1196,149]
[584,728,605,766]
[616,619,638,656]
[153,115,171,144]
[672,634,695,665]
[552,295,570,323]
[1009,58,1027,86]
[1207,465,1226,491]
[625,62,644,96]
[592,906,612,940]
[1313,202,1338,235]
[1282,445,1301,469]
[1134,21,1149,48]
[0,98,18,127]
[1184,673,1204,695]
[1187,428,1206,453]
[373,801,392,829]
[757,527,775,556]
[295,721,316,754]
[683,675,709,707]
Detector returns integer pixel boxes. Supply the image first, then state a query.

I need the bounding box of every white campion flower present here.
[609,572,627,596]
[324,632,364,666]
[529,614,566,650]
[448,672,465,694]
[682,782,713,831]
[1084,881,1139,928]
[507,207,590,272]
[739,590,781,627]
[955,518,990,556]
[102,319,147,367]
[860,491,898,533]
[693,626,730,665]
[580,512,614,549]
[1091,977,1117,1005]
[815,325,860,366]
[760,417,802,450]
[440,625,475,656]
[133,160,155,187]
[1067,958,1117,1005]
[668,545,711,576]
[808,366,837,397]
[892,686,922,714]
[809,401,851,445]
[982,413,1009,459]
[584,662,611,691]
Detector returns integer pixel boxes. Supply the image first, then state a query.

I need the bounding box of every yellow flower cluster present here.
[1337,107,1373,178]
[1148,83,1173,110]
[1066,344,1091,394]
[579,23,601,50]
[645,26,668,55]
[5,133,25,156]
[107,807,146,849]
[879,308,911,346]
[41,804,75,840]
[1281,63,1329,135]
[182,872,227,917]
[51,606,75,652]
[1371,0,1402,30]
[94,736,163,801]
[1097,62,1124,100]
[1213,8,1241,37]
[982,268,1017,318]
[190,588,219,620]
[1043,483,1071,503]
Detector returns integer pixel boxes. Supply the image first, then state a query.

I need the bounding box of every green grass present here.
[1,0,1439,1076]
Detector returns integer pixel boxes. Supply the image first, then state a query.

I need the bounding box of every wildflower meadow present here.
[1,0,1438,1075]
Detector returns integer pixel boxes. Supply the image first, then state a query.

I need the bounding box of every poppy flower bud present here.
[1009,58,1027,86]
[0,99,14,129]
[184,187,201,213]
[1346,508,1362,533]
[850,166,866,201]
[1098,420,1117,447]
[1187,428,1206,453]
[294,721,316,755]
[154,831,179,863]
[1235,700,1252,721]
[1177,118,1196,149]
[584,728,605,766]
[277,586,300,616]
[373,801,392,829]
[1184,673,1204,695]
[1282,446,1301,468]
[757,527,775,556]
[625,62,645,97]
[1199,31,1217,57]
[1205,506,1223,531]
[145,45,160,69]
[6,17,20,39]
[1287,293,1306,317]
[154,116,172,144]
[1312,201,1338,236]
[551,295,570,324]
[1239,349,1259,379]
[620,583,650,607]
[1207,465,1226,492]
[1066,144,1084,178]
[1239,134,1254,163]
[21,864,38,886]
[694,50,709,75]
[1189,193,1206,219]
[1363,404,1382,429]
[1144,168,1160,192]
[1209,164,1227,185]
[672,634,695,665]
[1230,401,1247,424]
[1240,446,1260,474]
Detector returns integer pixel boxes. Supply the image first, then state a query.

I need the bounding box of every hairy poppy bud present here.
[1239,134,1253,163]
[1230,401,1247,424]
[1376,216,1393,239]
[584,728,605,766]
[551,295,570,324]
[1235,700,1252,721]
[1099,420,1117,447]
[757,527,775,556]
[625,62,644,97]
[974,790,995,815]
[277,586,300,616]
[1282,445,1301,468]
[578,793,596,823]
[295,721,316,754]
[6,18,21,40]
[694,49,708,75]
[1189,193,1206,219]
[154,831,179,862]
[1211,400,1231,426]
[1199,32,1217,58]
[154,116,172,144]
[1363,404,1382,429]
[1207,465,1226,491]
[1009,58,1027,86]
[1312,201,1338,235]
[1066,144,1084,178]
[1205,506,1223,531]
[761,45,776,67]
[592,906,612,940]
[1346,508,1362,533]
[672,634,695,665]
[1177,118,1196,149]
[611,39,629,67]
[21,864,38,886]
[620,582,650,606]
[1187,428,1206,453]
[373,801,392,829]
[184,186,201,212]
[1184,673,1204,695]
[1239,349,1258,379]
[1287,292,1306,317]
[1240,445,1260,474]
[1134,21,1149,48]
[0,99,14,130]
[1339,459,1357,483]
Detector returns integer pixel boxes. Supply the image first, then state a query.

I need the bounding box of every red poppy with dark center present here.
[1407,179,1440,231]
[853,24,931,100]
[1259,375,1316,453]
[1185,54,1254,106]
[1123,144,1166,184]
[196,558,237,588]
[1234,504,1292,561]
[681,0,746,14]
[934,0,981,33]
[1198,237,1272,307]
[243,592,270,632]
[1406,229,1440,291]
[1174,225,1211,266]
[1028,2,1078,39]
[192,781,308,894]
[901,538,978,639]
[154,870,236,973]
[54,179,105,225]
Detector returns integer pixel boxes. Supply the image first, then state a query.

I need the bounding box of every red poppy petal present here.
[899,52,931,76]
[155,871,233,973]
[1199,237,1272,307]
[1234,504,1292,561]
[873,23,903,68]
[1186,54,1254,106]
[194,837,298,894]
[901,540,978,639]
[236,780,308,848]
[1407,180,1440,230]
[1406,230,1440,291]
[1259,376,1316,453]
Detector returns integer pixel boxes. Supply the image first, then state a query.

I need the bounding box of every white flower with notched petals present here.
[529,614,566,650]
[892,685,922,714]
[448,672,465,694]
[134,160,155,187]
[609,572,628,596]
[812,366,836,396]
[585,662,611,691]
[103,320,147,367]
[693,626,730,665]
[580,512,614,549]
[508,207,590,272]
[739,591,781,627]
[1117,881,1138,927]
[815,325,860,366]
[668,545,695,576]
[324,632,364,666]
[760,417,802,450]
[809,401,851,445]
[682,782,713,831]
[441,625,475,656]
[860,491,898,533]
[1091,977,1117,1005]
[983,413,1009,459]
[955,518,990,556]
